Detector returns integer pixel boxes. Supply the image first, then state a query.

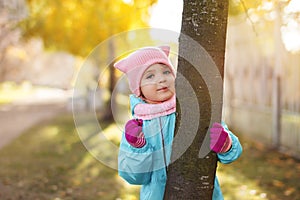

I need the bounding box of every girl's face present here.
[140,63,175,103]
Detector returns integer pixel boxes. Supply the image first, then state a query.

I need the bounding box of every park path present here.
[0,89,71,149]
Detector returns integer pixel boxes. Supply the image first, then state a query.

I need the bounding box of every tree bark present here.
[164,0,228,199]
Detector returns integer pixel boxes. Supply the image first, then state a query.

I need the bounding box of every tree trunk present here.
[164,0,228,199]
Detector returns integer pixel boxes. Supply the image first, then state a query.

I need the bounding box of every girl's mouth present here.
[157,87,168,92]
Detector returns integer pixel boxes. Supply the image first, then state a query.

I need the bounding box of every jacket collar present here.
[130,95,176,120]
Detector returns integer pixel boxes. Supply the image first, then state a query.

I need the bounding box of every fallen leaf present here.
[272,180,284,188]
[284,187,296,196]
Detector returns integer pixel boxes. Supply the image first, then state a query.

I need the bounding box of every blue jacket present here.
[118,95,242,200]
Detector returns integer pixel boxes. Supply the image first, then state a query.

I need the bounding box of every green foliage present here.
[20,0,157,56]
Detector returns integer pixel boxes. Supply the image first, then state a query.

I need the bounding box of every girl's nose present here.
[158,75,166,83]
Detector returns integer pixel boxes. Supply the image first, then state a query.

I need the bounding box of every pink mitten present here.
[209,122,232,153]
[125,119,146,148]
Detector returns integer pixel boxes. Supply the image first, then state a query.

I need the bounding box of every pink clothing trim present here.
[221,135,232,153]
[134,95,176,120]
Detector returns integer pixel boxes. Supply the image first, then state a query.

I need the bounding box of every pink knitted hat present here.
[114,46,175,96]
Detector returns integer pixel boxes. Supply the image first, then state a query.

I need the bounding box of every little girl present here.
[114,46,242,200]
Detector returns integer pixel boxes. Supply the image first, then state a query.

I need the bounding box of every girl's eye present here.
[146,74,154,79]
[163,70,171,75]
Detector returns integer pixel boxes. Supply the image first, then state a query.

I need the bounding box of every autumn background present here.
[0,0,299,199]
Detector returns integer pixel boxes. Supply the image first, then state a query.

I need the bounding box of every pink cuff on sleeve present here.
[220,135,232,153]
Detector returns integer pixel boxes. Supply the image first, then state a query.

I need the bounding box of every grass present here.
[0,114,299,200]
[218,136,300,200]
[0,114,139,200]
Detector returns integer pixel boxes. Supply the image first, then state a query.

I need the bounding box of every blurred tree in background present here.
[20,0,157,57]
[19,0,157,119]
[0,0,27,80]
[229,0,262,16]
[228,0,293,40]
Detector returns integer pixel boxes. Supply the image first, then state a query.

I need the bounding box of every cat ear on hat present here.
[158,46,170,56]
[113,57,128,73]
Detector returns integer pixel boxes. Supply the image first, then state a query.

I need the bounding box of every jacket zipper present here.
[159,117,168,174]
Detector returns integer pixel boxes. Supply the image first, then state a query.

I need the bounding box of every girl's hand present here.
[209,122,232,153]
[125,119,146,148]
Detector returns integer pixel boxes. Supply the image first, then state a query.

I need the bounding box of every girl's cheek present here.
[141,81,155,88]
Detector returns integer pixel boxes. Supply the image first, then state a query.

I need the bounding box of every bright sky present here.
[282,0,300,52]
[148,0,300,52]
[149,0,183,33]
[284,0,300,13]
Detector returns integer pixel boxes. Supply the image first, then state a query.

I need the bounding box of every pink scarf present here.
[134,95,176,120]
